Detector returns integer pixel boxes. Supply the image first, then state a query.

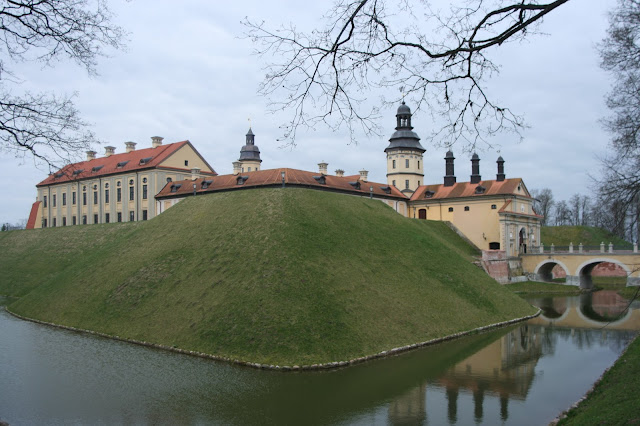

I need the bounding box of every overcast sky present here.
[0,0,618,224]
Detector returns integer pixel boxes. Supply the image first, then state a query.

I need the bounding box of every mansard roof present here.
[37,141,216,187]
[156,168,407,200]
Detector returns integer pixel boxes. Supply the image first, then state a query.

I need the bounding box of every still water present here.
[1,292,638,425]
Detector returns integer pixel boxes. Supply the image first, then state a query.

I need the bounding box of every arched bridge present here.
[521,247,640,289]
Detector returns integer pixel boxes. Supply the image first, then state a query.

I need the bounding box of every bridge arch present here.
[533,259,570,283]
[574,257,632,289]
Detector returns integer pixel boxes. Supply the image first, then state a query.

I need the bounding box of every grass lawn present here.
[557,335,640,424]
[541,225,631,248]
[506,281,581,295]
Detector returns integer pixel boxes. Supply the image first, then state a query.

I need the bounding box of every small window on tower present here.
[392,160,396,169]
[405,180,409,189]
[405,159,409,168]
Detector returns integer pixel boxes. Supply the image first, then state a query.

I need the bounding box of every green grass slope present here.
[541,225,631,248]
[2,188,535,365]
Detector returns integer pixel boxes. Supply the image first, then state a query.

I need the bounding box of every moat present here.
[1,292,638,425]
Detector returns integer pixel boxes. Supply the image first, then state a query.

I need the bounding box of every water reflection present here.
[1,292,638,426]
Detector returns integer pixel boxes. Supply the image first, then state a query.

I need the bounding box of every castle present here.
[27,103,542,258]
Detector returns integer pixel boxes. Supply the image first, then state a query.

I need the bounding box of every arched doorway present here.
[418,209,426,219]
[519,228,527,254]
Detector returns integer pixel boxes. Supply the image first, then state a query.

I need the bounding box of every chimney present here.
[496,156,505,182]
[104,146,116,157]
[151,136,164,148]
[318,161,328,175]
[191,167,201,180]
[86,150,97,161]
[444,150,456,187]
[232,161,241,175]
[335,169,345,177]
[125,141,137,153]
[359,169,369,182]
[470,153,481,184]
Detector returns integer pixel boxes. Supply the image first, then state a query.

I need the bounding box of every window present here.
[405,159,409,168]
[105,213,110,223]
[139,157,152,165]
[448,207,454,212]
[52,194,57,207]
[82,215,87,225]
[72,192,76,205]
[184,160,189,166]
[129,179,134,185]
[62,193,67,206]
[489,242,501,250]
[43,195,47,207]
[83,192,87,206]
[248,167,251,172]
[392,159,396,169]
[142,177,147,183]
[116,161,129,168]
[53,217,56,227]
[94,214,98,224]
[418,181,420,186]
[62,217,67,226]
[392,180,396,187]
[72,216,77,225]
[521,205,525,212]
[93,191,98,204]
[129,186,134,201]
[405,180,409,189]
[491,204,497,209]
[170,184,182,193]
[92,165,103,172]
[129,211,135,222]
[43,218,47,227]
[418,160,420,169]
[142,210,148,221]
[105,189,110,204]
[142,184,148,200]
[117,188,122,202]
[117,181,121,187]
[464,206,470,211]
[117,212,122,222]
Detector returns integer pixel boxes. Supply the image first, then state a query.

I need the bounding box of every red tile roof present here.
[409,178,528,201]
[156,168,407,200]
[26,201,41,229]
[37,141,216,187]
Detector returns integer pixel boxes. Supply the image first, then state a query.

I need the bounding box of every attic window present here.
[116,161,129,168]
[424,190,435,198]
[349,181,361,190]
[475,185,486,194]
[92,165,103,173]
[54,173,64,179]
[491,204,497,209]
[464,206,470,211]
[72,169,84,175]
[170,184,182,193]
[313,175,326,185]
[139,157,152,165]
[201,179,213,189]
[236,176,249,185]
[380,186,392,195]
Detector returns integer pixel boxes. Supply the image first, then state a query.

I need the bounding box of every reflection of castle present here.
[387,326,543,424]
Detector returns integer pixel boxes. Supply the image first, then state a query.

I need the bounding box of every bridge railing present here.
[529,242,638,254]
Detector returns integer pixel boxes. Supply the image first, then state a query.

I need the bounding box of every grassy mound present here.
[1,188,535,365]
[541,225,630,248]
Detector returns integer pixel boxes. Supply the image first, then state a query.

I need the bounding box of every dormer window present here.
[201,179,213,189]
[92,165,103,172]
[236,176,249,185]
[116,161,129,168]
[54,173,64,179]
[475,185,486,194]
[139,157,152,165]
[349,181,361,190]
[313,176,326,185]
[170,184,182,193]
[424,190,435,198]
[380,186,392,195]
[72,169,84,176]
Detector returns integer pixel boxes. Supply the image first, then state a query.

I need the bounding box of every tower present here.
[385,102,426,194]
[238,128,262,172]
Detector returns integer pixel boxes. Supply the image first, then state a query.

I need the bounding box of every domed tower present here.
[385,102,426,194]
[238,128,262,172]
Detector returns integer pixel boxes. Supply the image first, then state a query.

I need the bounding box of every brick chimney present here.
[335,169,345,177]
[359,169,369,182]
[496,156,505,181]
[125,141,137,153]
[232,161,241,175]
[444,150,456,187]
[318,161,328,175]
[104,146,116,157]
[191,167,201,180]
[470,153,481,184]
[86,150,97,161]
[151,136,164,148]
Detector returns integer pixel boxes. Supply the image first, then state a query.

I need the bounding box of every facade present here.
[27,137,216,229]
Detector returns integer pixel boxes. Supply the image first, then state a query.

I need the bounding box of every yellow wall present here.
[159,144,213,173]
[386,149,424,192]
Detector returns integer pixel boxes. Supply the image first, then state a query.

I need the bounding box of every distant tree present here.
[531,188,554,225]
[1,223,6,232]
[554,200,570,226]
[245,0,570,148]
[0,0,126,169]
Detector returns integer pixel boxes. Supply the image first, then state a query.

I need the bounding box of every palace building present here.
[27,103,542,259]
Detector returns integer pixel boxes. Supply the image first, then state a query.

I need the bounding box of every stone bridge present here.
[521,246,640,288]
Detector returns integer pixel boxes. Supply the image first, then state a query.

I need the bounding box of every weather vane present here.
[399,86,406,102]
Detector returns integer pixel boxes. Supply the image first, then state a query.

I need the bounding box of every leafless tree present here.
[244,0,570,148]
[531,187,554,225]
[0,0,125,170]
